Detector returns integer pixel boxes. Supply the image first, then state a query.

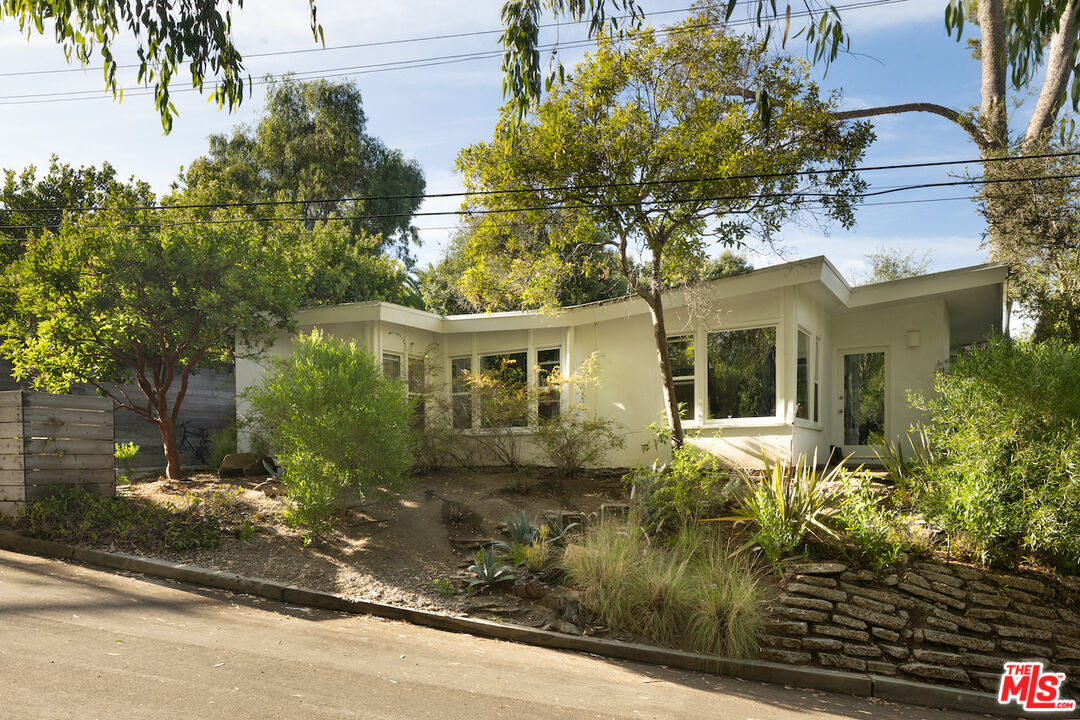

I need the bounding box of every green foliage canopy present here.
[0,0,322,132]
[457,18,873,446]
[0,180,310,479]
[197,75,426,264]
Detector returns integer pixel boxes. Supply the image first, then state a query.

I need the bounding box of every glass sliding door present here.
[843,351,886,446]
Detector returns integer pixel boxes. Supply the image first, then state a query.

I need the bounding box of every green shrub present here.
[114,441,140,484]
[530,354,625,476]
[625,447,737,534]
[562,519,763,657]
[910,336,1080,570]
[207,423,237,470]
[833,470,903,569]
[18,486,236,552]
[532,410,625,477]
[724,452,841,564]
[249,330,414,535]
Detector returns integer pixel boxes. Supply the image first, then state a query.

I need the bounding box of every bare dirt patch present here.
[123,468,625,625]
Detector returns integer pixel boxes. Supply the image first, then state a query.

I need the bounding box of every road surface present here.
[0,548,987,719]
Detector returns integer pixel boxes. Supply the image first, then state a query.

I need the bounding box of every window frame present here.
[478,350,529,429]
[450,355,474,430]
[408,355,426,427]
[536,347,562,421]
[666,335,696,421]
[673,323,783,429]
[382,351,402,382]
[704,324,778,422]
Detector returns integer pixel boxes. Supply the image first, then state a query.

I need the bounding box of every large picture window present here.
[707,327,776,419]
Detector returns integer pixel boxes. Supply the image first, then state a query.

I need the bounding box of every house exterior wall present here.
[827,299,950,463]
[235,258,1007,471]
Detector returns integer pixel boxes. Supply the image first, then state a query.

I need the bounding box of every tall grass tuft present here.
[562,518,764,657]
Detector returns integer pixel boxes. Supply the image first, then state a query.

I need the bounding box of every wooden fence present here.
[0,358,235,471]
[0,391,114,516]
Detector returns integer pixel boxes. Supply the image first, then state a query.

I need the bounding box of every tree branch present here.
[833,103,986,150]
[1024,0,1080,145]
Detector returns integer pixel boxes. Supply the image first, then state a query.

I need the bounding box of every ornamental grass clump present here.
[562,518,764,657]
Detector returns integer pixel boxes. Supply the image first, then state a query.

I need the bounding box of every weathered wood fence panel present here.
[0,391,114,516]
[0,359,236,471]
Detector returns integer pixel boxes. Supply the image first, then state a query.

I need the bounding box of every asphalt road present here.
[0,548,989,720]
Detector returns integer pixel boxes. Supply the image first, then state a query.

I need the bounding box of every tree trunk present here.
[644,294,685,451]
[157,416,182,480]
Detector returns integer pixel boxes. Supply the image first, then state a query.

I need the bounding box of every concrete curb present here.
[0,529,1022,717]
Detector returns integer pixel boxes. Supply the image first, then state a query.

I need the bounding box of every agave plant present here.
[713,449,847,564]
[467,544,516,589]
[503,510,540,545]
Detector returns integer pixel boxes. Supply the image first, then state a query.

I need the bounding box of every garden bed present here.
[8,465,1080,700]
[78,469,625,628]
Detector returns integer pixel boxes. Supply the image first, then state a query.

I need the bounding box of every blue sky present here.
[0,0,1006,282]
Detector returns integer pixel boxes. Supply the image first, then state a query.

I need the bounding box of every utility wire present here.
[0,0,908,106]
[0,5,705,79]
[3,171,1078,233]
[4,149,1076,216]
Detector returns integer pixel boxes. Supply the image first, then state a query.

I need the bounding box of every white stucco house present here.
[236,255,1008,469]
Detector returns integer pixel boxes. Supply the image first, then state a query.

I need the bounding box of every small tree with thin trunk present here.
[456,19,872,449]
[0,182,318,479]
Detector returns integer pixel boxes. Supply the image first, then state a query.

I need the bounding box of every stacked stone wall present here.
[759,559,1080,695]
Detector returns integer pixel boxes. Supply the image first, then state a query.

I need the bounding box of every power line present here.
[0,5,704,79]
[3,170,1078,233]
[0,0,909,106]
[4,149,1076,217]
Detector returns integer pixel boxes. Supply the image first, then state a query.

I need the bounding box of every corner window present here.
[813,337,821,423]
[408,356,425,427]
[450,356,472,429]
[796,330,809,420]
[382,352,401,381]
[667,336,695,420]
[537,348,561,420]
[707,327,776,419]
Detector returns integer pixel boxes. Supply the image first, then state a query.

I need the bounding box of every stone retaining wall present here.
[759,558,1080,695]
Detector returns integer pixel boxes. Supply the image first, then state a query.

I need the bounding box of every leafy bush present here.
[626,447,738,534]
[207,423,237,470]
[833,471,903,569]
[724,452,842,564]
[562,519,763,657]
[530,354,625,476]
[17,486,250,552]
[114,441,140,484]
[910,337,1080,570]
[532,411,625,477]
[249,330,414,534]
